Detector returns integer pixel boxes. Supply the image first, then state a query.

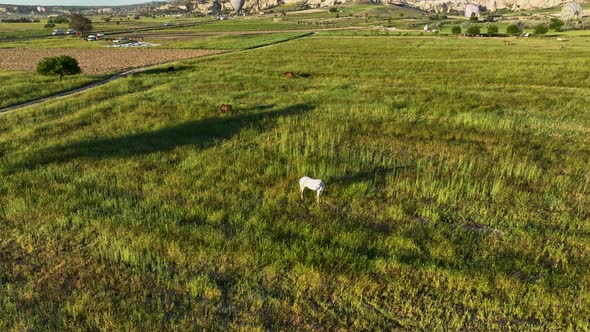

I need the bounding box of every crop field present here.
[0,48,221,74]
[1,30,589,330]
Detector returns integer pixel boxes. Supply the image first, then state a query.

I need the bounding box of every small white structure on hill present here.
[561,2,583,21]
[464,3,480,18]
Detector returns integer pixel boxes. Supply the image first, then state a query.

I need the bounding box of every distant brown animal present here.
[503,40,511,45]
[219,104,232,113]
[283,71,295,78]
[167,66,174,73]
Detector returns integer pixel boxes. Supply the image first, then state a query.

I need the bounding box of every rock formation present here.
[162,0,578,13]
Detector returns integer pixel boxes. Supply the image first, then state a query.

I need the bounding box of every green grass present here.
[1,34,589,330]
[0,70,106,109]
[161,32,312,50]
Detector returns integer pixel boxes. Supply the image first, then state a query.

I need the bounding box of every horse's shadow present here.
[8,103,313,172]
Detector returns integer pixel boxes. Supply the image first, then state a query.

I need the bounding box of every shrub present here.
[534,24,548,35]
[36,55,81,78]
[44,23,55,28]
[506,23,521,35]
[329,7,338,13]
[466,25,481,35]
[69,14,92,34]
[51,16,69,24]
[452,26,461,34]
[487,24,498,35]
[549,18,564,31]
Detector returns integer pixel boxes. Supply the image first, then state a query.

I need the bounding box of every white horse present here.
[299,176,325,204]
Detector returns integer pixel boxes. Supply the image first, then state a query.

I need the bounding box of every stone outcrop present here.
[394,0,571,12]
[165,0,575,13]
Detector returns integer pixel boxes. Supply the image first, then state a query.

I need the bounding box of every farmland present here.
[0,48,221,74]
[1,4,590,331]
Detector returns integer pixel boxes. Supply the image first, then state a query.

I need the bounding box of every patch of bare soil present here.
[0,48,222,74]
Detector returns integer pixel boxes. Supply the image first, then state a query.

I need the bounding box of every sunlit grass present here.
[0,35,589,330]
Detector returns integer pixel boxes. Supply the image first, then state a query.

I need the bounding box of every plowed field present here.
[0,48,222,74]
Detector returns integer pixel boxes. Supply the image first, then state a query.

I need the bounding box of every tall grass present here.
[0,35,589,330]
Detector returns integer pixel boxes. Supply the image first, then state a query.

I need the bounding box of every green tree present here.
[487,24,498,35]
[451,26,461,34]
[69,14,92,34]
[534,24,548,35]
[549,18,564,31]
[506,23,521,35]
[36,55,81,78]
[466,25,481,35]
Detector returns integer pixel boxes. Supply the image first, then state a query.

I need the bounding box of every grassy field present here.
[160,32,312,50]
[1,33,589,330]
[0,70,106,109]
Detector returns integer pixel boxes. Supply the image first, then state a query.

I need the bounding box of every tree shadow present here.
[136,64,194,76]
[9,103,313,172]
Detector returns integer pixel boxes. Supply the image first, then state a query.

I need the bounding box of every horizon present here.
[0,0,154,6]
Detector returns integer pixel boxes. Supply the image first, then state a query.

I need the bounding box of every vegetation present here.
[69,14,93,35]
[534,24,549,35]
[466,25,481,35]
[487,24,498,35]
[36,55,81,78]
[1,35,589,330]
[549,18,564,31]
[0,70,104,109]
[506,23,521,35]
[451,25,461,34]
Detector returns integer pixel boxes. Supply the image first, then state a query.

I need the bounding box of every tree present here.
[487,24,498,35]
[534,24,548,35]
[549,18,564,31]
[69,14,92,34]
[506,23,521,35]
[36,55,81,78]
[102,17,111,23]
[466,25,481,36]
[451,26,462,35]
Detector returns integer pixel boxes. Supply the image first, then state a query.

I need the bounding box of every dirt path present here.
[0,67,147,115]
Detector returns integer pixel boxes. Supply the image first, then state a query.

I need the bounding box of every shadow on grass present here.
[10,103,313,172]
[135,64,194,76]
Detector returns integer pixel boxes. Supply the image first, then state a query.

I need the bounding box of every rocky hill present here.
[168,0,580,13]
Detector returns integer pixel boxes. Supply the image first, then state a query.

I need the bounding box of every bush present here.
[466,25,481,35]
[451,26,462,34]
[506,23,521,35]
[534,24,548,35]
[329,7,338,13]
[36,55,81,78]
[44,23,55,28]
[69,14,92,34]
[51,16,69,24]
[549,18,563,31]
[487,24,498,35]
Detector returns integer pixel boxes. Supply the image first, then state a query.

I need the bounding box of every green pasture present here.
[1,34,589,330]
[160,32,311,50]
[0,70,106,109]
